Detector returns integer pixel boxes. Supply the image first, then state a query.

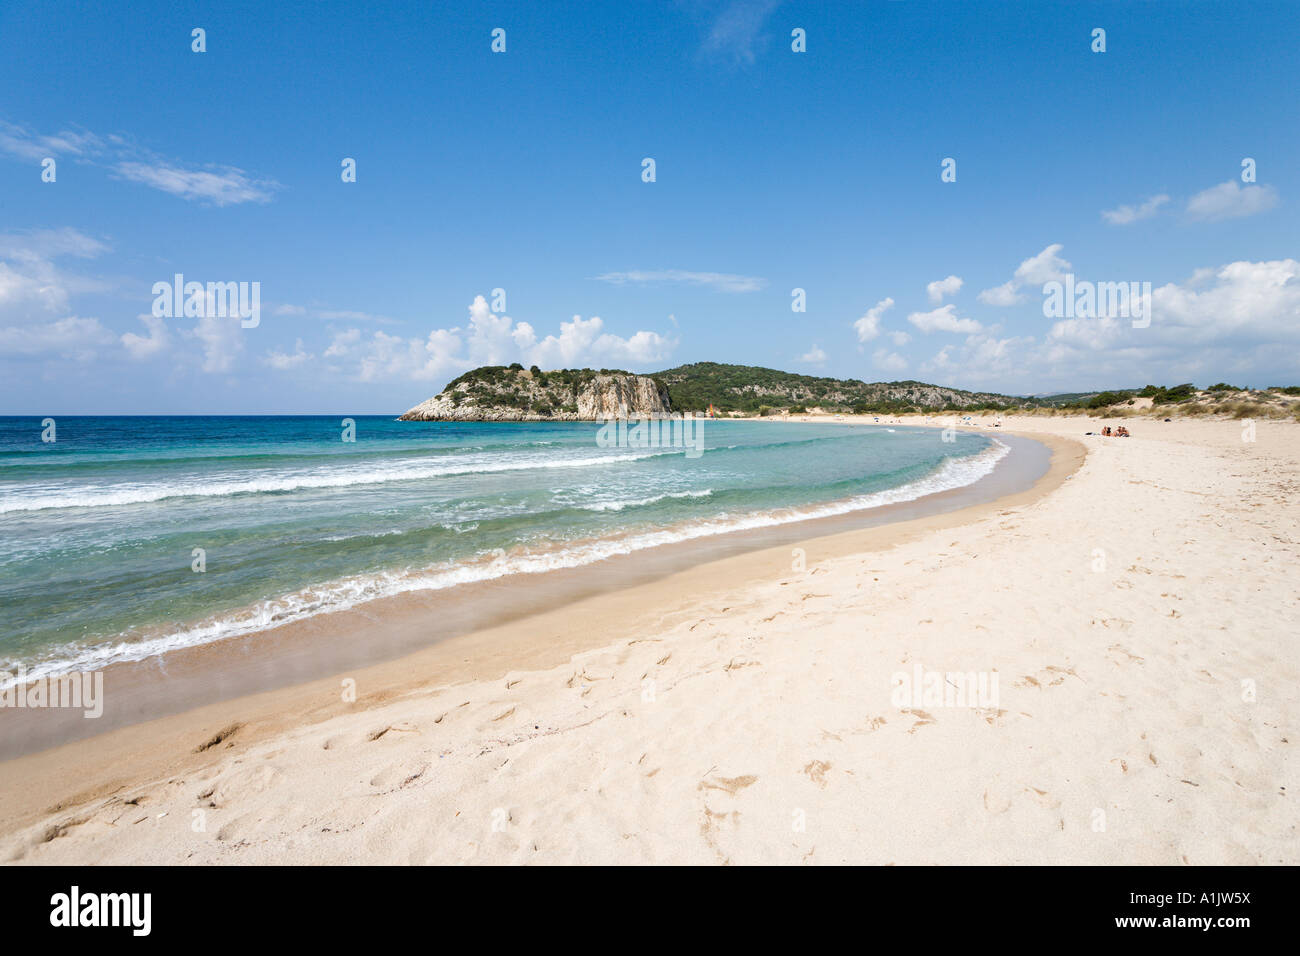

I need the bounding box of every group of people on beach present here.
[1100,425,1130,437]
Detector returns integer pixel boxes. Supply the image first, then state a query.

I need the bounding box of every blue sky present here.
[2,0,1297,413]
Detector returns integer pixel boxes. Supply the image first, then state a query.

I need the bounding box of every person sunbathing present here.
[1102,426,1112,436]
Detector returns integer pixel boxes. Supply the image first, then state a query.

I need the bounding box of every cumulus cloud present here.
[1101,194,1170,225]
[322,295,676,383]
[121,314,170,359]
[0,228,112,321]
[264,338,312,370]
[978,243,1072,305]
[917,258,1300,392]
[853,297,894,343]
[194,313,245,373]
[1150,258,1300,342]
[0,316,113,360]
[872,348,907,372]
[1186,181,1279,222]
[800,344,827,364]
[925,275,963,304]
[324,327,462,383]
[1014,244,1072,286]
[907,304,982,335]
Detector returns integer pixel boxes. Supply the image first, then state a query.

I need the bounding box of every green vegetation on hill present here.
[1138,383,1197,404]
[650,362,1030,414]
[425,364,1300,419]
[441,365,624,413]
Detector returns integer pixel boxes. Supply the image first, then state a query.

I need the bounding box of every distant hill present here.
[399,362,1300,421]
[401,361,1037,420]
[650,362,1031,413]
[399,365,671,421]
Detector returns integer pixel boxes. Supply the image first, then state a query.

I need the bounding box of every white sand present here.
[2,415,1295,864]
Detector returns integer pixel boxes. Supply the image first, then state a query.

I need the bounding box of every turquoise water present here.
[0,416,1003,681]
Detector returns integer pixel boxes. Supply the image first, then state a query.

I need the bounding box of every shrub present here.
[1087,390,1130,409]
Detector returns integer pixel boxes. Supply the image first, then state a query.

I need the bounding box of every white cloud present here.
[321,296,676,383]
[919,258,1300,392]
[800,344,827,364]
[0,316,113,360]
[907,304,982,335]
[324,327,462,383]
[274,304,306,316]
[121,314,170,359]
[592,269,766,293]
[0,121,102,161]
[194,314,244,373]
[978,243,1072,306]
[0,227,110,261]
[1014,244,1072,286]
[316,309,394,323]
[526,314,674,368]
[889,330,911,346]
[590,327,676,365]
[1186,180,1279,222]
[701,0,781,65]
[977,281,1022,307]
[264,339,312,370]
[925,275,963,304]
[1101,194,1170,225]
[919,333,1028,384]
[1149,258,1300,342]
[0,228,112,320]
[853,297,894,342]
[872,348,906,372]
[114,162,277,206]
[2,121,278,205]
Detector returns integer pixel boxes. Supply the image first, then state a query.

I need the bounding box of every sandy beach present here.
[1,414,1295,865]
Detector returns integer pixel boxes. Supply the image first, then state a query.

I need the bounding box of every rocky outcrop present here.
[400,368,673,421]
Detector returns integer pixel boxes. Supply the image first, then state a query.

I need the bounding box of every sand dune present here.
[2,415,1295,864]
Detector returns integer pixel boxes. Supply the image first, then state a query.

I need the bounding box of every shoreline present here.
[0,421,1009,693]
[0,423,1038,758]
[0,423,1079,837]
[3,413,1292,865]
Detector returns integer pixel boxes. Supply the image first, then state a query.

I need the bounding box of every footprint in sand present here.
[204,763,285,809]
[901,709,935,732]
[194,722,243,753]
[802,760,832,789]
[367,721,418,742]
[369,761,429,790]
[696,773,758,863]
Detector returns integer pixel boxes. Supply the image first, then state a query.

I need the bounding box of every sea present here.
[0,416,1006,685]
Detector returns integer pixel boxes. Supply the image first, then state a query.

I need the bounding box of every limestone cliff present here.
[399,366,673,421]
